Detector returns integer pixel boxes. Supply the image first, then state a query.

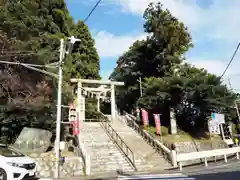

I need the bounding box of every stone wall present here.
[30,151,83,178]
[172,140,228,166]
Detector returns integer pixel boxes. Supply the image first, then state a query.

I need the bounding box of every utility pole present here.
[137,77,143,97]
[54,38,65,178]
[228,78,240,123]
[54,36,80,178]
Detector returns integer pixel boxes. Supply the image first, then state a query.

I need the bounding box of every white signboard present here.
[210,113,225,125]
[170,111,177,134]
[209,124,220,134]
[209,113,225,135]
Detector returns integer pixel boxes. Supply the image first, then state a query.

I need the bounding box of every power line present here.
[0,50,36,54]
[83,0,102,23]
[220,42,240,79]
[0,60,58,77]
[0,60,57,68]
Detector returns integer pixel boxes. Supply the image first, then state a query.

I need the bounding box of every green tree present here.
[0,0,101,142]
[64,20,100,80]
[111,2,192,112]
[110,2,236,133]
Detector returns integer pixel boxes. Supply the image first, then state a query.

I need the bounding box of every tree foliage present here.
[0,0,100,143]
[110,2,236,133]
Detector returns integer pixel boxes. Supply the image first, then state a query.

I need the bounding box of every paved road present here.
[116,159,240,180]
[39,159,240,180]
[171,158,240,180]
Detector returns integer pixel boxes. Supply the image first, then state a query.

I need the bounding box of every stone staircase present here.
[111,119,171,172]
[80,122,134,175]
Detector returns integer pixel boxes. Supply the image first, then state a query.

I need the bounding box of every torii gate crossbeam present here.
[70,78,124,121]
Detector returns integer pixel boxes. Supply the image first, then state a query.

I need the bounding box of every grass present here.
[146,126,223,144]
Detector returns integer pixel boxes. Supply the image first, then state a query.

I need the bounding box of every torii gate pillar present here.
[111,84,116,121]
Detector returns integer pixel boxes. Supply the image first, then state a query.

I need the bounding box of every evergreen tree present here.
[0,0,101,142]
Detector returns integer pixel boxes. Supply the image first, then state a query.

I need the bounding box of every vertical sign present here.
[170,110,177,134]
[209,112,225,135]
[141,108,149,126]
[72,112,80,135]
[153,114,161,136]
[136,107,140,122]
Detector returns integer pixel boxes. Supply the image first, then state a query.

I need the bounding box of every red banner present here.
[154,114,161,135]
[141,109,149,126]
[72,112,80,135]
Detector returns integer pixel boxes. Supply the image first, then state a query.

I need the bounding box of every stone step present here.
[91,166,133,172]
[85,144,117,147]
[90,150,122,154]
[91,168,134,174]
[91,158,132,163]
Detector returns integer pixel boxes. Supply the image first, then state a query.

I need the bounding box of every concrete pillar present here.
[171,150,177,167]
[77,81,82,105]
[97,94,100,112]
[111,84,115,121]
[170,109,177,135]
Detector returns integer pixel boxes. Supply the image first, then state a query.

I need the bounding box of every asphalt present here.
[39,158,240,180]
[170,158,240,180]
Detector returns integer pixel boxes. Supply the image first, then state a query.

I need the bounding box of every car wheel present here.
[0,168,7,180]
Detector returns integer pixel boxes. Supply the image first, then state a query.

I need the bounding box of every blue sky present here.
[67,0,240,91]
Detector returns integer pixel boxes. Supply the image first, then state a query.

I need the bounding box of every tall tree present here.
[0,0,101,142]
[111,2,192,112]
[110,2,236,133]
[64,20,100,80]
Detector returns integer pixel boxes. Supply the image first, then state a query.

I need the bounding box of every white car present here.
[0,144,36,180]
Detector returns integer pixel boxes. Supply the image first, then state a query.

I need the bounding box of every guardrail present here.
[124,113,177,166]
[177,146,240,171]
[99,113,137,171]
[75,135,91,175]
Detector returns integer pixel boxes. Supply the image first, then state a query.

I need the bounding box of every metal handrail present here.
[124,113,172,162]
[99,114,137,171]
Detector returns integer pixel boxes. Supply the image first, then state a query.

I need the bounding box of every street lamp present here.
[54,37,80,179]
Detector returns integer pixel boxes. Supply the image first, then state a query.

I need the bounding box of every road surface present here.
[39,159,240,180]
[174,158,240,180]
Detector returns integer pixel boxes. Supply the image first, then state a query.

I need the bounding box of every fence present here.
[177,146,240,171]
[75,135,91,175]
[124,113,177,166]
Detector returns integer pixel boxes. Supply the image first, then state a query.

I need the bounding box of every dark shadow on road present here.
[191,171,240,180]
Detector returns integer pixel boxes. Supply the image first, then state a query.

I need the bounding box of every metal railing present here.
[177,146,240,171]
[123,113,173,163]
[99,113,137,171]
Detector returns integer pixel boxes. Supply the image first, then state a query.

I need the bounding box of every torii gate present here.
[70,78,124,121]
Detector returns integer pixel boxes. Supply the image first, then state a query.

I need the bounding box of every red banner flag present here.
[141,109,149,126]
[72,112,80,135]
[153,114,161,136]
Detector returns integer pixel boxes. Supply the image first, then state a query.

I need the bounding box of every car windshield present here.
[0,145,25,157]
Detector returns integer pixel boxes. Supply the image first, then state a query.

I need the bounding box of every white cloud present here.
[94,31,147,58]
[112,0,240,42]
[188,57,240,91]
[90,0,240,90]
[188,58,233,76]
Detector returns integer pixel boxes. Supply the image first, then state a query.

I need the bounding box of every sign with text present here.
[136,108,141,122]
[72,112,80,135]
[141,109,149,126]
[153,114,161,136]
[209,113,225,135]
[209,124,220,134]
